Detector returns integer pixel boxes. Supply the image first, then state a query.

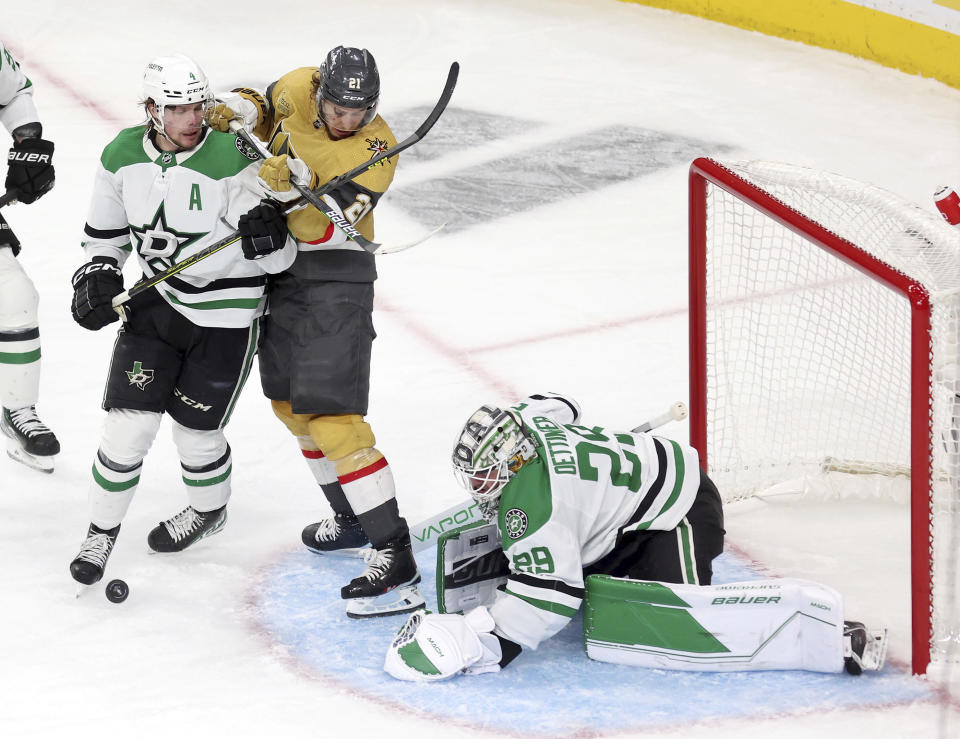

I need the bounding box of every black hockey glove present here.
[71,257,123,331]
[238,201,287,260]
[6,137,55,204]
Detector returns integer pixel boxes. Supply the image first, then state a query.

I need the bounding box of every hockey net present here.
[689,158,960,675]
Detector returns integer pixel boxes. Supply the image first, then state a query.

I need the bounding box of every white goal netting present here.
[695,159,960,671]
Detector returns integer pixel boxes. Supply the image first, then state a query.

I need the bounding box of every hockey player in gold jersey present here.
[206,46,423,618]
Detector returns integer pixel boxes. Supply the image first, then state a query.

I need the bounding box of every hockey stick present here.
[0,190,18,207]
[631,400,688,432]
[110,62,459,312]
[410,400,690,553]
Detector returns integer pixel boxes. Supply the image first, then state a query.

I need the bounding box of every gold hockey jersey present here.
[251,67,397,280]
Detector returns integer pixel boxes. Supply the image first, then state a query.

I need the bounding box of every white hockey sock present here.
[172,423,231,512]
[337,451,396,516]
[89,451,140,529]
[181,446,232,512]
[89,409,162,529]
[298,436,353,515]
[298,436,338,485]
[0,327,41,408]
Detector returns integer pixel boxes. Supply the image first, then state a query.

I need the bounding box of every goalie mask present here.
[142,54,212,139]
[452,406,537,520]
[315,46,380,134]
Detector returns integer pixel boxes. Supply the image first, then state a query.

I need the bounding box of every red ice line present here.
[8,43,127,128]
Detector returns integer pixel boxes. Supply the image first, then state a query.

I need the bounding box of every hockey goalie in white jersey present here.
[385,393,888,681]
[68,54,296,587]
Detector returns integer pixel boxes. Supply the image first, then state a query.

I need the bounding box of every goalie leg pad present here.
[583,576,850,673]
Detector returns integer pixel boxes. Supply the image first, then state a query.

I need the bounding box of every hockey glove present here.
[71,257,123,331]
[383,607,504,682]
[256,154,316,202]
[204,89,267,132]
[204,103,239,133]
[238,201,287,260]
[6,137,55,204]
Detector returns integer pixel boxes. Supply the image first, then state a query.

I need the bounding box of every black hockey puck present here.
[105,579,129,604]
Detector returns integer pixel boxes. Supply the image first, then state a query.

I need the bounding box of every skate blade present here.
[6,442,54,473]
[74,582,96,598]
[305,544,372,559]
[345,584,425,619]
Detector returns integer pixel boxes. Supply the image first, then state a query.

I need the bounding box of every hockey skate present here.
[843,620,889,675]
[70,523,120,588]
[341,537,425,618]
[147,505,227,553]
[2,406,60,473]
[302,512,370,558]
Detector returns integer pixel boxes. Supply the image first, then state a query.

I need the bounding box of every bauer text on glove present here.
[6,136,55,204]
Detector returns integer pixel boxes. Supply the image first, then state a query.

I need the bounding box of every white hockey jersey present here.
[81,125,295,328]
[0,41,40,135]
[487,393,702,651]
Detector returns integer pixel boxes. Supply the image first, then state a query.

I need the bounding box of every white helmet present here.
[452,405,537,519]
[142,54,211,134]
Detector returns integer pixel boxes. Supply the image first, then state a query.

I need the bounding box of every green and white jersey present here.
[81,125,295,328]
[0,41,39,134]
[487,393,702,651]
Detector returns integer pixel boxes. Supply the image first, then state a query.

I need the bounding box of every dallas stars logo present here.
[504,508,528,540]
[365,137,390,166]
[129,202,206,272]
[126,361,155,390]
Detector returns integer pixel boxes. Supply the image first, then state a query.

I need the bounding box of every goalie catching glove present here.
[238,201,287,260]
[384,607,505,682]
[71,257,123,331]
[6,134,55,204]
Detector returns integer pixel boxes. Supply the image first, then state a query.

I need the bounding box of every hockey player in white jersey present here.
[0,40,59,472]
[385,393,888,680]
[68,54,296,587]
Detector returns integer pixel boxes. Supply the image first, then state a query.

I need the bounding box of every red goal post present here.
[688,157,960,675]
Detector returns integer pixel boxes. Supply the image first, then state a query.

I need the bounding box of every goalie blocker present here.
[399,522,887,680]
